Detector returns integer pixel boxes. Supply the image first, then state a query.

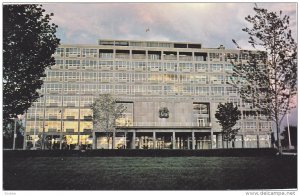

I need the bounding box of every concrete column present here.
[257,135,260,148]
[112,131,116,149]
[92,131,96,149]
[172,132,176,149]
[241,135,245,148]
[153,132,156,149]
[131,131,136,149]
[187,136,190,150]
[177,137,180,149]
[216,134,219,149]
[192,131,195,150]
[210,130,214,149]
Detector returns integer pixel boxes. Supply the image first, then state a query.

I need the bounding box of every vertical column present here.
[210,130,214,149]
[112,130,116,149]
[172,131,176,149]
[241,135,245,148]
[187,136,190,150]
[216,134,219,149]
[192,131,195,150]
[23,112,27,150]
[177,137,180,149]
[131,131,136,149]
[257,134,260,148]
[92,130,96,149]
[13,118,17,150]
[153,131,156,149]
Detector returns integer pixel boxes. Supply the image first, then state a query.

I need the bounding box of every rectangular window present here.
[209,52,223,61]
[211,64,223,72]
[211,86,224,95]
[46,83,62,94]
[195,63,208,72]
[54,48,64,57]
[99,84,113,94]
[82,48,97,58]
[210,75,224,84]
[82,60,98,70]
[46,71,64,82]
[98,72,113,82]
[66,59,80,69]
[115,84,130,94]
[164,62,177,71]
[64,71,80,81]
[195,87,209,95]
[82,72,97,82]
[132,61,146,71]
[148,62,162,71]
[116,72,130,82]
[133,73,147,83]
[66,48,80,57]
[178,62,193,72]
[192,75,207,84]
[115,61,130,70]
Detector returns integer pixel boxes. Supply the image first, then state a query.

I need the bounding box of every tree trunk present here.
[276,118,282,155]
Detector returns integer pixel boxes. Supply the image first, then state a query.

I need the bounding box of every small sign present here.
[159,107,169,118]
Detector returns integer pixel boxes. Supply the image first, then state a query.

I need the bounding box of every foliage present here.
[215,102,241,147]
[281,126,297,148]
[231,5,297,151]
[3,120,25,149]
[3,4,60,126]
[91,94,126,149]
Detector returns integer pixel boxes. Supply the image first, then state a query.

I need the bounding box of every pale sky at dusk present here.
[43,2,297,50]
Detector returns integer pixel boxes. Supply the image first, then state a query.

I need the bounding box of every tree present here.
[91,94,126,149]
[281,126,297,149]
[3,4,60,127]
[215,102,241,148]
[231,5,297,153]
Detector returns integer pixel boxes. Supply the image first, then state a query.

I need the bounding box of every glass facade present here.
[25,40,272,150]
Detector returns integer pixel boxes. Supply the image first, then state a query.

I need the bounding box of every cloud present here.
[43,2,297,49]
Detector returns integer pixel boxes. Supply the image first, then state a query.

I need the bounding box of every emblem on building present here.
[159,107,169,118]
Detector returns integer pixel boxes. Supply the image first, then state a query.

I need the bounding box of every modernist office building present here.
[24,39,272,150]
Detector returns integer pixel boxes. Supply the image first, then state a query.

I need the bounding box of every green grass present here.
[3,156,297,190]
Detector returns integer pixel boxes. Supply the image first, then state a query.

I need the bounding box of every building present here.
[24,39,272,150]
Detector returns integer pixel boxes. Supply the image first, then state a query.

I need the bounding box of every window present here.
[45,95,62,106]
[195,87,209,95]
[224,63,234,71]
[132,61,146,71]
[46,83,62,94]
[54,48,64,57]
[99,49,113,59]
[226,87,238,96]
[195,63,208,72]
[63,96,79,107]
[82,60,98,70]
[244,122,257,129]
[66,59,80,69]
[148,73,163,83]
[99,61,112,70]
[115,84,130,94]
[66,48,80,57]
[81,84,98,94]
[115,61,130,70]
[179,74,191,83]
[133,85,146,94]
[82,48,97,57]
[133,73,147,83]
[164,62,177,71]
[211,64,223,72]
[211,87,224,95]
[147,85,162,95]
[64,83,80,94]
[99,84,113,93]
[192,75,207,84]
[64,71,80,81]
[116,72,130,82]
[54,59,64,69]
[82,72,97,82]
[163,74,177,83]
[210,75,224,84]
[46,71,64,82]
[209,52,223,61]
[193,103,210,127]
[98,72,113,82]
[148,62,162,71]
[182,85,193,95]
[178,63,193,72]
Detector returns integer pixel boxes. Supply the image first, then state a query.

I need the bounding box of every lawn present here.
[3,156,297,190]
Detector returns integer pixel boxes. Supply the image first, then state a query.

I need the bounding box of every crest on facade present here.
[159,107,169,118]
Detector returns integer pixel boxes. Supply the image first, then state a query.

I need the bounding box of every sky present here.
[43,2,297,50]
[42,2,297,127]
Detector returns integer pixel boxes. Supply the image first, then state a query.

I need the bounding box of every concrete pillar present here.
[177,137,180,149]
[112,131,116,149]
[210,130,214,149]
[241,135,245,148]
[257,135,260,148]
[131,131,136,149]
[153,132,156,149]
[187,136,190,150]
[172,132,176,149]
[216,134,219,149]
[92,131,96,149]
[192,131,195,150]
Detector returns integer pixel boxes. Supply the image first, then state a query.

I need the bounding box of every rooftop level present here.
[98,39,202,49]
